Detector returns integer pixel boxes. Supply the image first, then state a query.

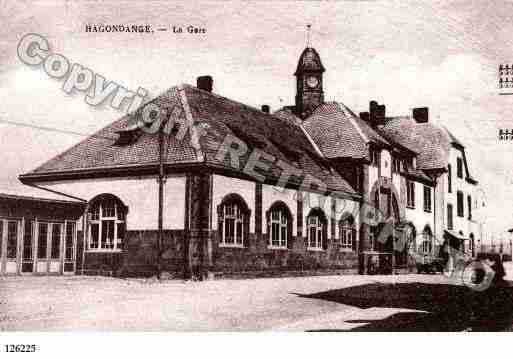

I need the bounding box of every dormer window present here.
[115,124,142,146]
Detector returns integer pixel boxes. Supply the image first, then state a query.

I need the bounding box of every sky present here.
[1,0,513,241]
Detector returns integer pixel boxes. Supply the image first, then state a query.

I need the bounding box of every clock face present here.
[306,76,319,88]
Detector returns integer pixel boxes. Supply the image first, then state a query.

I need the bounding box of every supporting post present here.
[157,124,165,280]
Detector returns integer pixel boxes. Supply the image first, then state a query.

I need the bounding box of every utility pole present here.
[157,119,167,280]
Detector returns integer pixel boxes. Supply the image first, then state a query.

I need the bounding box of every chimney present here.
[359,112,370,122]
[412,107,429,123]
[261,105,270,113]
[197,75,213,92]
[369,100,386,125]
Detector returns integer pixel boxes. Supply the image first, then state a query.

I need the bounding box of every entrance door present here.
[35,222,49,273]
[21,221,35,274]
[49,223,62,273]
[63,222,76,274]
[35,222,63,274]
[35,222,76,274]
[0,219,20,275]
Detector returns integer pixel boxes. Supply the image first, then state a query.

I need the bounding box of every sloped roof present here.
[294,47,325,75]
[26,87,200,175]
[302,102,389,159]
[21,85,357,197]
[377,117,455,170]
[182,85,356,196]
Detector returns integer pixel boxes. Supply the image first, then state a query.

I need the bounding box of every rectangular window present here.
[406,181,415,208]
[37,223,48,259]
[225,218,235,244]
[116,223,125,249]
[457,157,463,178]
[447,164,452,193]
[90,223,99,249]
[467,195,472,220]
[23,221,33,260]
[423,186,432,212]
[6,221,18,259]
[280,227,287,247]
[340,226,354,250]
[309,226,317,248]
[236,221,243,245]
[51,223,61,259]
[101,220,115,249]
[457,191,464,217]
[65,222,75,261]
[447,204,453,230]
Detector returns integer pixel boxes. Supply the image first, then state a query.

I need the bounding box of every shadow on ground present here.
[294,280,513,331]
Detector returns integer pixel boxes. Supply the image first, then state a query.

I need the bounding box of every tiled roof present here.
[273,108,302,127]
[377,117,455,170]
[182,85,356,196]
[0,192,83,204]
[294,47,325,75]
[28,87,200,174]
[302,102,389,160]
[22,85,357,197]
[403,167,433,183]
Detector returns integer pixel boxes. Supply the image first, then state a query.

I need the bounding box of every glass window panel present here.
[37,223,48,259]
[65,222,75,261]
[117,205,125,220]
[0,221,3,258]
[280,226,287,247]
[309,226,316,247]
[225,218,234,243]
[23,221,33,260]
[272,223,279,246]
[90,223,99,249]
[51,224,61,259]
[116,223,125,249]
[90,205,100,221]
[102,202,115,217]
[236,221,243,244]
[101,220,115,249]
[6,221,18,259]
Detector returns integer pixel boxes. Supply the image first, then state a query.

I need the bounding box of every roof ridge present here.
[337,102,370,143]
[297,122,325,159]
[178,84,205,162]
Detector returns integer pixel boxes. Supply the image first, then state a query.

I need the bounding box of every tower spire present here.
[306,24,311,48]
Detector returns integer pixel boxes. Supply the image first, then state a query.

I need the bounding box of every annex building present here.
[8,46,484,277]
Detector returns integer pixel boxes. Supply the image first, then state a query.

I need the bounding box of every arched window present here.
[88,194,127,251]
[339,214,356,251]
[217,194,250,247]
[420,225,433,255]
[266,202,292,249]
[307,208,327,251]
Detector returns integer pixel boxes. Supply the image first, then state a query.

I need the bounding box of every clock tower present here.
[294,47,325,119]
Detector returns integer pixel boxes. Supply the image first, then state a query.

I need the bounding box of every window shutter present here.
[352,228,357,252]
[322,222,328,250]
